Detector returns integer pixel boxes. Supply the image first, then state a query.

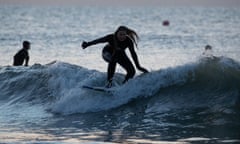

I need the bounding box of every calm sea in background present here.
[0,5,240,144]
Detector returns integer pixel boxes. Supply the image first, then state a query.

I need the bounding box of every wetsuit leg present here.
[102,44,116,81]
[107,61,117,81]
[102,44,114,63]
[106,51,135,83]
[117,52,136,83]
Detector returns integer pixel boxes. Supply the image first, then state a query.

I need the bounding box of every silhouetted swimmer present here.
[13,41,30,66]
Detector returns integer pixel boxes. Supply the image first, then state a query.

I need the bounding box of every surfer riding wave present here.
[82,26,148,87]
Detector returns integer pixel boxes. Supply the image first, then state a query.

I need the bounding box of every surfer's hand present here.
[138,67,149,73]
[82,41,89,49]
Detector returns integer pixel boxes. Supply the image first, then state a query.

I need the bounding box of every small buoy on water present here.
[162,20,170,26]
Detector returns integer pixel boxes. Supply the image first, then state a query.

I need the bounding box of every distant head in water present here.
[203,45,213,57]
[205,45,212,50]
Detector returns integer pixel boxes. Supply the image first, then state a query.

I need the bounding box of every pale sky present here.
[0,0,240,7]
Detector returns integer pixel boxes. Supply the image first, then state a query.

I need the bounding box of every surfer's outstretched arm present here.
[82,35,112,49]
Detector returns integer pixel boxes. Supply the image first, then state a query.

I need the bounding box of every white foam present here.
[49,61,196,115]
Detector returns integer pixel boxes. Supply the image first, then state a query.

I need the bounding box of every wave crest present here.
[0,57,239,115]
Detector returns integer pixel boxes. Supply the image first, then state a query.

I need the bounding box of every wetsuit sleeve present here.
[87,34,112,46]
[128,42,148,73]
[128,43,140,67]
[25,55,30,66]
[24,51,29,66]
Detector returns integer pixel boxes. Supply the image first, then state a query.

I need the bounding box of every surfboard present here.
[82,85,114,93]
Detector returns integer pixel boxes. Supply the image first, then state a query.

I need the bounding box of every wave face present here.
[0,56,239,116]
[146,57,240,114]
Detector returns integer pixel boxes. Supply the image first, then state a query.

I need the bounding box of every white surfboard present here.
[82,85,114,93]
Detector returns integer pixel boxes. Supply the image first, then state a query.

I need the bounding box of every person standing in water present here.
[13,41,31,66]
[82,26,148,87]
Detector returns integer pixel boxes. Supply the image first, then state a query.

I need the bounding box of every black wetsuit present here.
[88,34,142,82]
[13,48,29,66]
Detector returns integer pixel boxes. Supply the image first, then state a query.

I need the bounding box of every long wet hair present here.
[114,26,139,49]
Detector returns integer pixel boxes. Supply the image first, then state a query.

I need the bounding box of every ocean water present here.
[0,5,240,144]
